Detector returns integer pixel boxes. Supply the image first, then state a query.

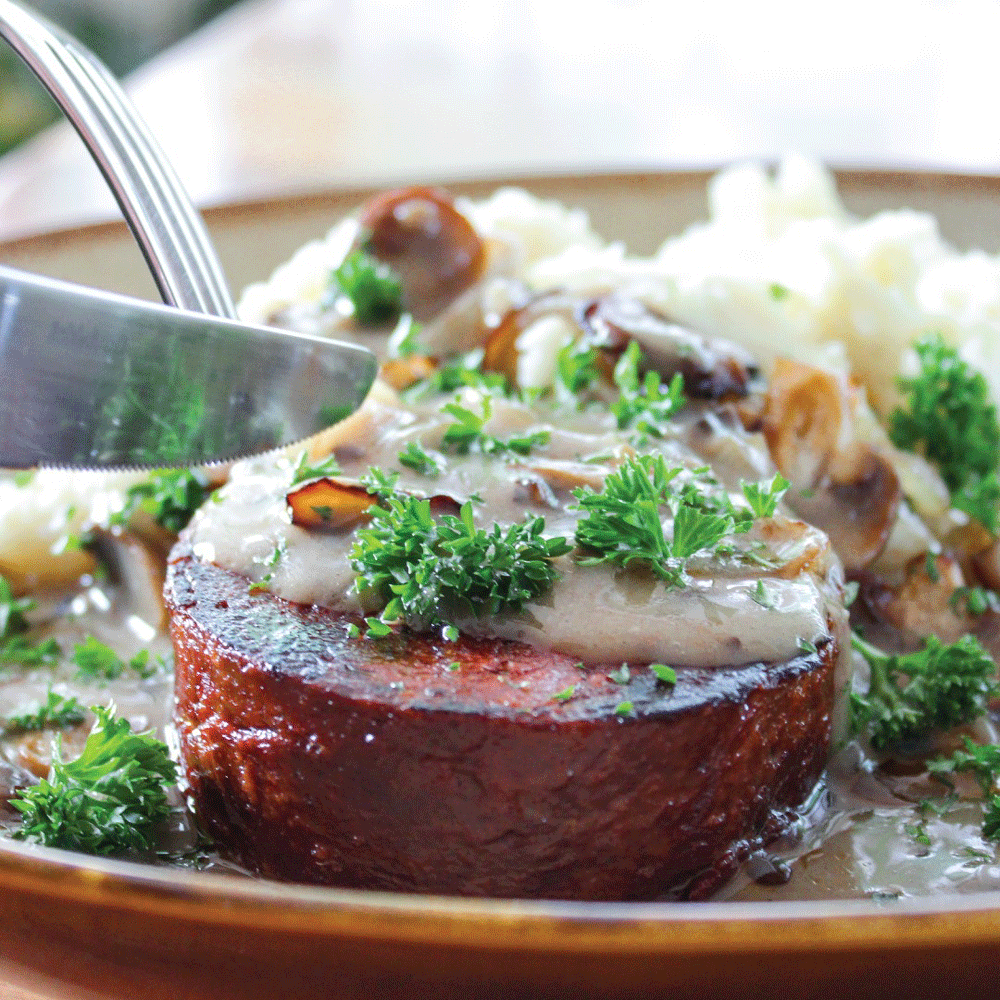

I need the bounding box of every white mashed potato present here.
[238,154,1000,419]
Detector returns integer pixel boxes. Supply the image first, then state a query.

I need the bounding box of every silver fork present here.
[0,0,235,318]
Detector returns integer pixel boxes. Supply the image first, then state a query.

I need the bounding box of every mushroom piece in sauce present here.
[763,357,902,575]
[357,186,487,321]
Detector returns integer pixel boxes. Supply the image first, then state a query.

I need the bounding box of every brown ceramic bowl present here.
[3,170,1000,999]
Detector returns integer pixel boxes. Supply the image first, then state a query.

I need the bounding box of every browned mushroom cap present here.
[579,295,759,400]
[483,291,758,398]
[287,479,377,533]
[380,354,438,392]
[785,448,900,574]
[481,291,581,384]
[357,187,486,321]
[971,537,1000,592]
[860,551,973,646]
[763,358,901,573]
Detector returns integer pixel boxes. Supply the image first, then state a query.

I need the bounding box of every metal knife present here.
[0,264,378,470]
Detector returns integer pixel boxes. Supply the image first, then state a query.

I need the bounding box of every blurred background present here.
[0,0,241,153]
[0,0,998,242]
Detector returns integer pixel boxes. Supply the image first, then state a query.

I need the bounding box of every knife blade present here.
[0,264,378,470]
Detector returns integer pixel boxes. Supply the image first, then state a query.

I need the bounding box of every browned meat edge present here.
[166,548,837,901]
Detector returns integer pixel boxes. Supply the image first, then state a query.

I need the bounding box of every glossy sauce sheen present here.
[187,393,846,672]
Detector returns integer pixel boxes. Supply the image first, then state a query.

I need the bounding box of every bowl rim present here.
[5,165,1000,958]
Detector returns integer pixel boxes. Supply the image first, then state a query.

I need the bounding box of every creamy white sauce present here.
[189,388,845,670]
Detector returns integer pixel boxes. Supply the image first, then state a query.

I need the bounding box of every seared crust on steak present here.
[167,547,838,901]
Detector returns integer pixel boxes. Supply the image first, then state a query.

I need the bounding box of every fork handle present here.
[0,0,236,318]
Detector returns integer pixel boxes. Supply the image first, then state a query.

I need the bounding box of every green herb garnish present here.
[950,586,999,617]
[610,341,685,439]
[650,663,677,685]
[290,450,342,486]
[4,690,85,735]
[928,738,1000,841]
[849,632,999,749]
[889,334,1000,533]
[555,343,600,402]
[350,474,571,633]
[114,468,211,534]
[403,353,509,401]
[440,397,549,456]
[71,637,155,682]
[330,249,403,325]
[0,576,60,666]
[398,441,445,477]
[741,473,791,518]
[11,705,177,855]
[571,454,755,588]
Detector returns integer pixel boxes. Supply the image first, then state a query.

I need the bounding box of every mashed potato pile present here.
[240,154,1000,419]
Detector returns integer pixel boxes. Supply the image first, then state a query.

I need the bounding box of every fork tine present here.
[58,41,235,317]
[62,39,235,316]
[0,0,235,318]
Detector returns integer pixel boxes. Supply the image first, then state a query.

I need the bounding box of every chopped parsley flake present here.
[614,700,635,717]
[113,468,211,535]
[290,451,342,486]
[398,441,445,477]
[403,353,508,401]
[552,685,576,702]
[4,690,85,735]
[0,576,61,667]
[330,249,403,325]
[71,637,156,682]
[440,398,549,457]
[555,343,601,402]
[649,663,677,685]
[751,579,775,609]
[608,665,631,684]
[741,474,790,518]
[610,342,685,439]
[950,585,999,617]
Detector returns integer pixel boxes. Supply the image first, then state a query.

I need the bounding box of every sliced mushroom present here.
[763,358,901,574]
[287,479,377,533]
[785,445,901,574]
[483,291,758,400]
[87,528,169,632]
[971,538,1000,592]
[860,552,973,647]
[579,295,759,400]
[0,759,37,816]
[357,187,486,321]
[16,724,89,780]
[482,291,581,384]
[380,354,438,392]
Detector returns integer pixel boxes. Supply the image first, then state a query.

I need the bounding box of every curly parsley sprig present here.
[571,455,788,588]
[11,705,177,855]
[889,335,1000,533]
[350,471,571,634]
[850,632,1000,750]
